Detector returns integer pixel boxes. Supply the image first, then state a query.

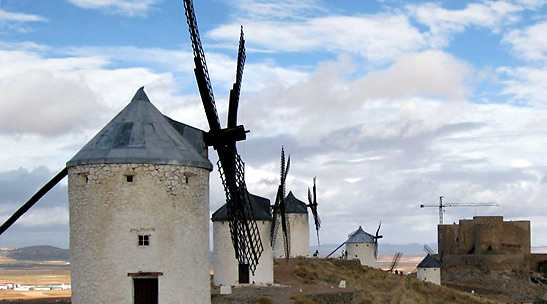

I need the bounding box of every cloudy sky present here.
[1,0,547,250]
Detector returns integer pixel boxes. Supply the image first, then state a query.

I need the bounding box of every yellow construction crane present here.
[420,196,499,225]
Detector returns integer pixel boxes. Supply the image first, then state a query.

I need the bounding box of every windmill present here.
[420,196,498,225]
[270,147,291,260]
[326,224,382,268]
[422,243,448,272]
[307,177,321,247]
[183,0,264,274]
[417,245,443,285]
[424,244,436,256]
[388,252,403,273]
[373,221,383,260]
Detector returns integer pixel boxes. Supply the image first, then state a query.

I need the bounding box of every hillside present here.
[1,246,69,262]
[212,258,500,304]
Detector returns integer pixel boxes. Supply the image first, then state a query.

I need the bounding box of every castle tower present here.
[273,192,310,258]
[66,88,212,304]
[417,254,442,285]
[211,192,273,286]
[345,226,377,267]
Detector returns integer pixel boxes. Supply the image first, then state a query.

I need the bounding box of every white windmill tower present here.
[417,254,442,285]
[271,149,321,259]
[67,88,213,303]
[326,224,382,268]
[212,192,273,286]
[273,191,310,258]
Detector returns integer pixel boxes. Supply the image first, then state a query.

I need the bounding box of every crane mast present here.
[420,196,498,225]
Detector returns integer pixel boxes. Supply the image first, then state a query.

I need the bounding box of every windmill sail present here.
[270,147,291,259]
[183,0,263,273]
[0,168,68,236]
[307,177,321,247]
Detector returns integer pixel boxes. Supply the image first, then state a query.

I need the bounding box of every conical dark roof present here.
[212,192,271,221]
[284,191,307,214]
[417,254,442,268]
[346,226,375,244]
[67,87,212,170]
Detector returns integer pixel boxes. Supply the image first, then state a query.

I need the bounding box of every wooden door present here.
[134,278,158,304]
[238,264,250,284]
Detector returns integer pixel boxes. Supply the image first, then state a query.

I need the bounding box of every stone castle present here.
[438,216,547,273]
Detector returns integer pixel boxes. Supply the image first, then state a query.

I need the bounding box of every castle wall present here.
[213,220,273,286]
[438,216,530,256]
[438,224,458,255]
[501,221,530,254]
[530,254,547,273]
[346,242,376,268]
[442,254,527,271]
[273,213,310,258]
[68,163,210,304]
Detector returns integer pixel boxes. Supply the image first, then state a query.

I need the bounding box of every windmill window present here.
[78,174,88,185]
[138,235,150,246]
[185,176,189,183]
[126,175,134,183]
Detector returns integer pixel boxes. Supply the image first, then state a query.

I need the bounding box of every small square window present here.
[138,235,150,246]
[78,174,88,185]
[126,175,134,183]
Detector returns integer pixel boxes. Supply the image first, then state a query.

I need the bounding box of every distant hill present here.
[311,243,437,257]
[4,245,70,261]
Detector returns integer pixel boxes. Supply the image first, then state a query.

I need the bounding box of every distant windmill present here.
[417,245,443,285]
[307,177,321,247]
[420,196,498,225]
[373,221,383,260]
[388,252,403,273]
[424,244,436,256]
[326,223,382,268]
[270,147,291,259]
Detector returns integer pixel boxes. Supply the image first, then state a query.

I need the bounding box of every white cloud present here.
[16,207,69,228]
[351,50,472,101]
[209,14,426,63]
[65,0,161,17]
[498,66,547,107]
[503,21,547,61]
[0,48,177,136]
[231,0,324,21]
[407,1,523,47]
[0,9,47,33]
[241,51,473,143]
[0,9,47,22]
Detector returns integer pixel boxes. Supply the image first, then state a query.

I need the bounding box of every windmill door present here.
[238,264,250,284]
[133,278,158,304]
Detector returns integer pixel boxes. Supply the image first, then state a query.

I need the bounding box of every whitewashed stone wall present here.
[273,213,310,258]
[346,242,376,267]
[417,267,441,285]
[213,220,273,286]
[68,163,210,304]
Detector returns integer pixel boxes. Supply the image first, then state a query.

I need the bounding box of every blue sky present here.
[1,0,547,250]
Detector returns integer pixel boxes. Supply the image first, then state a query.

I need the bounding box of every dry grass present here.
[256,296,273,304]
[291,258,500,304]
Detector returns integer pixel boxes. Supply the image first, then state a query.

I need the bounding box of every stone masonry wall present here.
[68,163,210,304]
